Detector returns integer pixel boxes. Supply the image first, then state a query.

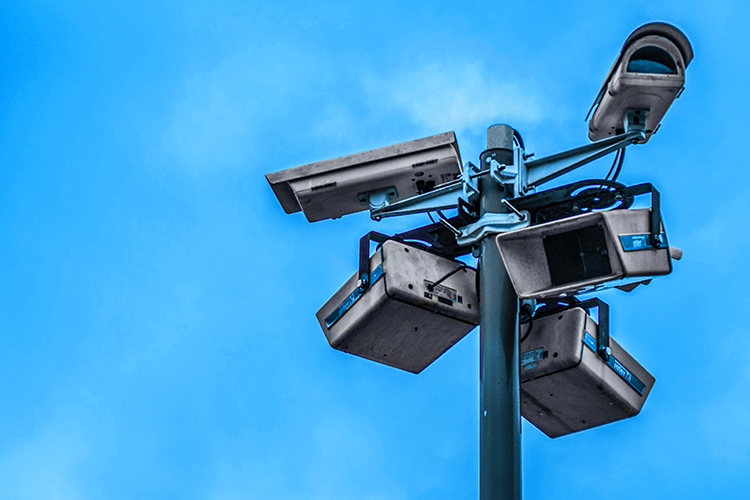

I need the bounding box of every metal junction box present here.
[520,307,655,438]
[495,208,672,299]
[316,240,478,374]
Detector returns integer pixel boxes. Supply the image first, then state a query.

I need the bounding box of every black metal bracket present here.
[387,200,478,259]
[533,297,611,361]
[575,298,611,361]
[511,179,663,249]
[625,182,662,248]
[357,216,481,294]
[358,231,391,291]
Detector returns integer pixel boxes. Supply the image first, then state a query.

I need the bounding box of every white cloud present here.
[0,417,89,500]
[159,74,251,170]
[698,325,750,464]
[156,47,325,172]
[312,104,359,141]
[687,190,750,275]
[365,60,544,137]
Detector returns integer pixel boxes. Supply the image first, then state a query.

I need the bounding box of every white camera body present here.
[588,22,693,143]
[265,132,462,222]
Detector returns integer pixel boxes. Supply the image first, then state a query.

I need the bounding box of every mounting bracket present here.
[455,210,530,247]
[359,186,398,211]
[525,127,645,189]
[533,297,611,361]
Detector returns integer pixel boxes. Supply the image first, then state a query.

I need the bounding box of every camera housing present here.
[520,306,655,438]
[494,208,672,299]
[265,132,462,222]
[588,22,693,143]
[316,240,478,374]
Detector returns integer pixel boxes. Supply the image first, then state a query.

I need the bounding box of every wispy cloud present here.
[699,324,750,464]
[159,70,252,170]
[365,59,544,137]
[0,415,89,500]
[688,190,750,275]
[156,47,326,172]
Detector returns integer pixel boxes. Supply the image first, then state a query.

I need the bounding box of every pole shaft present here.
[479,125,521,500]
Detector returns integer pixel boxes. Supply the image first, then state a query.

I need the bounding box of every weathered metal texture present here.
[316,240,478,374]
[520,307,655,438]
[265,132,462,221]
[479,124,521,500]
[495,208,672,299]
[588,22,692,143]
[525,130,643,187]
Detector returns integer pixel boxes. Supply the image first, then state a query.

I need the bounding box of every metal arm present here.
[370,179,464,219]
[525,130,645,188]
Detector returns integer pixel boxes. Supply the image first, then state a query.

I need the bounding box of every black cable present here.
[475,265,481,303]
[427,264,469,291]
[610,146,626,182]
[604,149,620,180]
[520,315,533,344]
[428,211,436,224]
[597,148,626,197]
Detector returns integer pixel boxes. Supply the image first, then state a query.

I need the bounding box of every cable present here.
[427,264,469,292]
[519,303,534,343]
[596,148,626,198]
[603,147,626,182]
[520,315,534,344]
[610,146,626,182]
[604,149,620,180]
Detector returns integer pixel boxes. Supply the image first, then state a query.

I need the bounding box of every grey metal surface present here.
[315,240,478,374]
[479,125,521,500]
[588,27,689,143]
[370,178,464,219]
[494,208,672,299]
[265,132,462,221]
[487,124,514,150]
[525,130,643,188]
[519,308,655,438]
[587,23,693,123]
[455,212,530,247]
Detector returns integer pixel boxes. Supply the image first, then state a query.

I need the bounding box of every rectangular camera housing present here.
[266,132,462,222]
[520,307,655,438]
[588,22,693,143]
[316,240,478,374]
[495,208,672,299]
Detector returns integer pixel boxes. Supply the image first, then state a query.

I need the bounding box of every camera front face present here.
[588,24,692,144]
[494,209,672,300]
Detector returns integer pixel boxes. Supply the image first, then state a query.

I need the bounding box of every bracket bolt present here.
[598,346,611,360]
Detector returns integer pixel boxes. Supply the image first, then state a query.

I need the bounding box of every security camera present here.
[520,303,655,438]
[316,239,478,374]
[265,132,462,222]
[494,208,674,299]
[588,22,693,143]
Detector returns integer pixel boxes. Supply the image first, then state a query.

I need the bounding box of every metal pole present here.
[479,124,521,500]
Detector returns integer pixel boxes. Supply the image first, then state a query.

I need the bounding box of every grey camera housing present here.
[588,22,693,143]
[316,240,478,374]
[265,132,462,222]
[520,307,656,438]
[494,209,672,299]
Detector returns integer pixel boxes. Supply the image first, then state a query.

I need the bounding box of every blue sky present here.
[1,1,748,499]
